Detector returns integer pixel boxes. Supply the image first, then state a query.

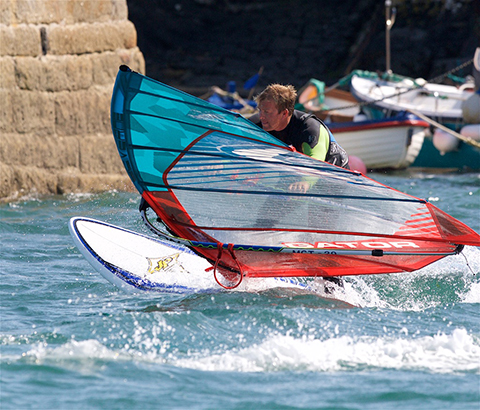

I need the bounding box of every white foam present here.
[176,245,480,309]
[65,192,96,202]
[337,245,480,310]
[173,328,480,374]
[462,281,480,304]
[20,339,127,374]
[8,325,479,376]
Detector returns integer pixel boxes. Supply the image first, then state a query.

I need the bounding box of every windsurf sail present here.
[110,66,480,285]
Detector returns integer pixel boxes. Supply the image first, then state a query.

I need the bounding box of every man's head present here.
[255,84,297,131]
[255,84,297,115]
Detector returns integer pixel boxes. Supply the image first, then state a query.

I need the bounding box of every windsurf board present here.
[68,217,337,296]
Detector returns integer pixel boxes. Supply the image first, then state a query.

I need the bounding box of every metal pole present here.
[385,0,396,75]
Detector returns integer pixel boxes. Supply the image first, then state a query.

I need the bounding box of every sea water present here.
[1,172,479,410]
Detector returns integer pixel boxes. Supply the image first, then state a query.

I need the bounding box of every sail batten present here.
[133,182,425,204]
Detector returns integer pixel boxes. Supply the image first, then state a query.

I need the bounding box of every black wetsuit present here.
[249,110,350,169]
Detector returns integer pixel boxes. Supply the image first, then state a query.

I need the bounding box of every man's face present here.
[257,99,288,131]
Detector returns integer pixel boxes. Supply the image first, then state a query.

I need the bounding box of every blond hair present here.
[255,84,297,115]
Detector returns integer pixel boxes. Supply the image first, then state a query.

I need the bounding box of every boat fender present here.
[348,155,367,174]
[460,124,480,141]
[432,128,459,154]
[414,78,427,87]
[462,93,480,124]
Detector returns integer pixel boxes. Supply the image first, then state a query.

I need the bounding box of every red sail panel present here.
[142,190,464,278]
[427,203,480,246]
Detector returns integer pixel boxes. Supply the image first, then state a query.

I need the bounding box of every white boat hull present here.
[329,114,429,169]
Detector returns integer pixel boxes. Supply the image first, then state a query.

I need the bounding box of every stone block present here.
[0,89,13,133]
[66,0,128,24]
[0,133,78,169]
[54,91,88,136]
[0,24,41,56]
[0,56,15,89]
[78,134,125,174]
[4,0,128,25]
[5,164,58,198]
[10,0,68,25]
[0,90,56,135]
[125,47,146,74]
[54,87,111,136]
[47,20,137,55]
[0,1,12,25]
[15,55,94,91]
[13,51,143,92]
[91,51,126,85]
[0,162,14,198]
[56,171,133,195]
[0,133,28,165]
[10,90,56,135]
[90,48,145,85]
[84,87,112,134]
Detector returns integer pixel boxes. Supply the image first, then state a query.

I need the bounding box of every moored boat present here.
[350,73,473,129]
[296,78,361,122]
[328,112,429,170]
[411,123,480,171]
[296,78,430,170]
[350,73,480,171]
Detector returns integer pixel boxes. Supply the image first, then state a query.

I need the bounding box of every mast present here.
[385,0,396,74]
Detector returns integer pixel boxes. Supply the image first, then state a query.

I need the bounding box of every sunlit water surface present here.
[1,172,479,410]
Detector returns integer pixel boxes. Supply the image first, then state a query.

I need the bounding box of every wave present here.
[174,328,479,374]
[4,328,478,376]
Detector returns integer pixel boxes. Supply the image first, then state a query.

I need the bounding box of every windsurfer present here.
[249,84,349,193]
[250,84,349,294]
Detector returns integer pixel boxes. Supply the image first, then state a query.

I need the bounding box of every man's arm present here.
[301,121,330,161]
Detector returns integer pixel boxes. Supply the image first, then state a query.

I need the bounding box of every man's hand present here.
[288,181,310,193]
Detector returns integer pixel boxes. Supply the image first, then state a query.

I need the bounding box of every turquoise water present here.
[1,172,479,410]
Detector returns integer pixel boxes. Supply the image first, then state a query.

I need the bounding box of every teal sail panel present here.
[111,65,286,193]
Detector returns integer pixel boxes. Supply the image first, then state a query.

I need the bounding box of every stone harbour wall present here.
[0,0,145,200]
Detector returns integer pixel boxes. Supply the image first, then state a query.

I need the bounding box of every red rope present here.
[211,243,244,289]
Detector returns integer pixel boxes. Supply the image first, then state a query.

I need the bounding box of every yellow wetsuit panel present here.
[301,125,330,161]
